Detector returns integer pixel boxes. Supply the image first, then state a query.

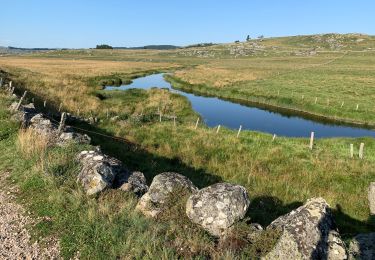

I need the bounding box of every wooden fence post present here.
[237,125,242,138]
[58,112,66,134]
[9,81,12,89]
[43,100,47,108]
[356,104,359,111]
[341,101,344,108]
[10,86,15,95]
[106,109,109,119]
[173,116,176,127]
[359,143,364,159]
[159,112,162,122]
[58,103,62,112]
[216,125,221,133]
[301,95,304,100]
[194,117,200,129]
[272,134,276,141]
[350,144,354,158]
[0,78,3,88]
[314,97,317,104]
[15,91,27,111]
[309,131,314,150]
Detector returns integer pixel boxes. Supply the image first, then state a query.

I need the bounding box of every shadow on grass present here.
[245,196,303,227]
[333,204,375,239]
[70,120,222,188]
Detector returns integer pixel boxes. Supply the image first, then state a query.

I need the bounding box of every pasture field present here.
[1,33,375,258]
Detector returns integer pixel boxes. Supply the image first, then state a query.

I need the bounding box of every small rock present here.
[349,233,375,260]
[186,182,250,237]
[118,171,148,196]
[136,172,197,217]
[110,116,120,122]
[58,132,91,146]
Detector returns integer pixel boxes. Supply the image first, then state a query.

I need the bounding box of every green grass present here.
[0,91,283,259]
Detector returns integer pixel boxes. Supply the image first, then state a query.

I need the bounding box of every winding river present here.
[105,73,375,138]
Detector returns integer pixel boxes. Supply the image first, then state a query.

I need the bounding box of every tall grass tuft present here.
[17,128,49,159]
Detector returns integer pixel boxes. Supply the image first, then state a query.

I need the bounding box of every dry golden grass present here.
[17,128,49,158]
[0,57,177,114]
[174,65,259,88]
[0,57,175,77]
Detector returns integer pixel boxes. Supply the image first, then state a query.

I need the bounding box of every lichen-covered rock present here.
[349,233,375,260]
[117,171,148,196]
[29,114,57,137]
[136,172,197,217]
[369,182,375,215]
[77,150,127,195]
[263,198,347,260]
[58,131,91,146]
[186,183,250,237]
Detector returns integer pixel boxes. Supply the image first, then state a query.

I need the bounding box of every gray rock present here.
[369,182,375,215]
[110,116,120,122]
[58,131,91,146]
[9,103,38,126]
[118,171,148,196]
[136,172,197,217]
[263,197,347,260]
[186,182,250,237]
[349,233,375,260]
[29,114,57,137]
[76,150,126,195]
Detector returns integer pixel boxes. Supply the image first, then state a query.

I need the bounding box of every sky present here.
[1,0,374,48]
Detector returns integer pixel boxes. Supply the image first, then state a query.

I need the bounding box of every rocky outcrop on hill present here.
[349,233,375,260]
[369,182,375,215]
[136,172,197,217]
[263,198,347,260]
[186,183,250,237]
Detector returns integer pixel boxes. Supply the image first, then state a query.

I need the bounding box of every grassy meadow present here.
[0,33,375,258]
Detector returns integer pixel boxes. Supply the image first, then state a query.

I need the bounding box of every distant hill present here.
[114,45,180,50]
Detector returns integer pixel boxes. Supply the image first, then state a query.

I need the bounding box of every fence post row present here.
[350,144,354,158]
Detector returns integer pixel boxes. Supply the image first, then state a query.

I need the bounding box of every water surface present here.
[105,73,375,138]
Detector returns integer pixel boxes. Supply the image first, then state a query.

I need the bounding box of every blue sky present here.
[1,0,374,48]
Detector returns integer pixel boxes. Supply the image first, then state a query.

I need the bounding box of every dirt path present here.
[0,171,60,259]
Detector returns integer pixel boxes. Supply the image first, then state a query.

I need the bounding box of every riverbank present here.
[165,74,375,129]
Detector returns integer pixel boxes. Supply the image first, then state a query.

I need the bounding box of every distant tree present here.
[246,35,251,41]
[257,35,264,39]
[235,40,240,43]
[96,44,113,49]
